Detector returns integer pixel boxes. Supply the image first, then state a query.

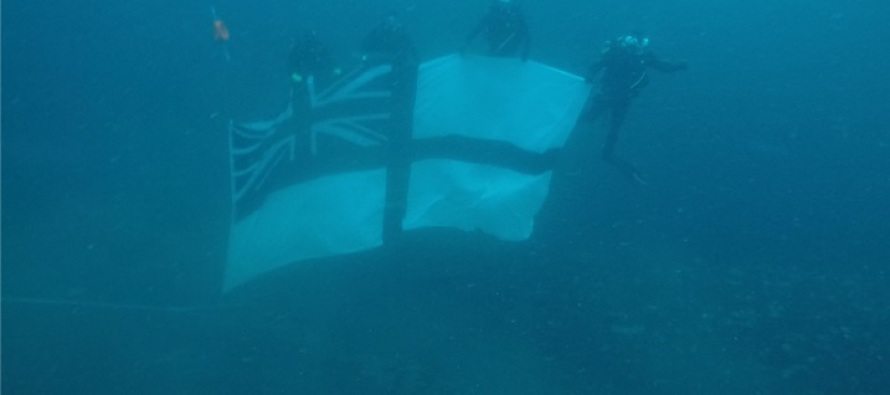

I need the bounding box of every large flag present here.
[226,54,587,290]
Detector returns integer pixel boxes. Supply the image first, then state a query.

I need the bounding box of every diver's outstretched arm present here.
[648,53,687,72]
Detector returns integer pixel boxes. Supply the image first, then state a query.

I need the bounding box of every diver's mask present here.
[618,35,649,55]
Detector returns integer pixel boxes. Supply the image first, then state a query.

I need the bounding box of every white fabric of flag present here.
[226,54,587,290]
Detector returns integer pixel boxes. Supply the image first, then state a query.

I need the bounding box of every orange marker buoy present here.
[210,7,231,61]
[213,19,229,42]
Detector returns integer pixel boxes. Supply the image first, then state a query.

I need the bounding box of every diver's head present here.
[617,33,649,55]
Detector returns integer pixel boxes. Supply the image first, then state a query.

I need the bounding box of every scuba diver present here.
[584,32,687,183]
[360,13,418,67]
[462,0,531,60]
[287,30,339,86]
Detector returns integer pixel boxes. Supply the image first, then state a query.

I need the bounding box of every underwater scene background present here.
[3,0,890,393]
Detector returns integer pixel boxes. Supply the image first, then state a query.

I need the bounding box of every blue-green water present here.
[3,0,889,394]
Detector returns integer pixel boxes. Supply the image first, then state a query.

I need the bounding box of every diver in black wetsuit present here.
[462,0,531,61]
[284,31,340,173]
[584,33,687,183]
[360,14,418,67]
[287,30,339,86]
